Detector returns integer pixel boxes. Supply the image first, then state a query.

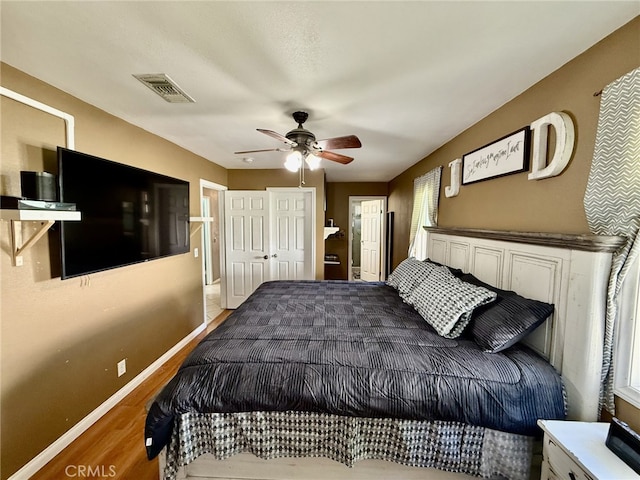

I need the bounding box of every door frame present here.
[202,196,213,285]
[348,196,387,281]
[198,179,227,313]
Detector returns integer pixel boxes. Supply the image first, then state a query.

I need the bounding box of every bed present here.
[145,228,624,480]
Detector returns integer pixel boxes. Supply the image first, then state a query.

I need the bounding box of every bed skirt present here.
[162,411,533,480]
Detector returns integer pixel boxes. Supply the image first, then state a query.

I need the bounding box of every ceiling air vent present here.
[133,73,195,103]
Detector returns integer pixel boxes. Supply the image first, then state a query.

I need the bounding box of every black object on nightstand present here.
[606,417,640,475]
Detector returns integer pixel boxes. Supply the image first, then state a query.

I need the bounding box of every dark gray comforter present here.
[145,280,565,459]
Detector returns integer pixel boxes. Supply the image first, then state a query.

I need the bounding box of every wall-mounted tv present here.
[58,147,190,279]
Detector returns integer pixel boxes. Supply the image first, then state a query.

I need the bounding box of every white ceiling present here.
[1,1,637,182]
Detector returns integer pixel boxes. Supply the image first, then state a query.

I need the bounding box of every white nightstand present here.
[538,420,639,480]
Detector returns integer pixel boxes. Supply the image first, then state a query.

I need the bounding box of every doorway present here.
[348,196,387,281]
[199,179,227,321]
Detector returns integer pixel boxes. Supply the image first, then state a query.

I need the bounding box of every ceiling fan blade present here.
[315,135,361,150]
[257,128,297,146]
[316,150,354,165]
[234,147,289,154]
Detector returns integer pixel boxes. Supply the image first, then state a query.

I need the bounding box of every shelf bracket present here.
[189,216,213,237]
[190,223,203,237]
[324,227,339,239]
[10,220,55,266]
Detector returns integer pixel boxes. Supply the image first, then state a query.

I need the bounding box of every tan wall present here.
[615,397,640,434]
[388,17,639,432]
[227,169,326,279]
[0,64,227,478]
[388,17,639,267]
[325,182,389,280]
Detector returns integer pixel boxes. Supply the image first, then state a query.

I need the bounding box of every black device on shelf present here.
[606,417,640,475]
[0,195,76,210]
[21,170,57,201]
[57,147,190,279]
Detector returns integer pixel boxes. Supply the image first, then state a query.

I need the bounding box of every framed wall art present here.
[462,127,530,185]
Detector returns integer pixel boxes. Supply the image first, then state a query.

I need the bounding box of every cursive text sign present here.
[462,127,530,185]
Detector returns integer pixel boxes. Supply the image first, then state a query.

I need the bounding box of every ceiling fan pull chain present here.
[299,161,306,187]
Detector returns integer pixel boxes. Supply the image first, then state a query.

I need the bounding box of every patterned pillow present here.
[387,258,436,298]
[386,257,416,290]
[408,266,497,339]
[460,273,555,353]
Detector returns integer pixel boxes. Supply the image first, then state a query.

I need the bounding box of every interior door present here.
[360,199,383,281]
[223,191,270,309]
[270,190,313,280]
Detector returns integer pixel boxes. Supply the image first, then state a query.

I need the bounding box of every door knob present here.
[263,255,269,260]
[272,254,278,258]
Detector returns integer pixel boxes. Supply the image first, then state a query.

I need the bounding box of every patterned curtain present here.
[408,166,442,259]
[583,67,640,414]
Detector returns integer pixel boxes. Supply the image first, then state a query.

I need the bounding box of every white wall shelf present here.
[1,209,81,266]
[1,209,81,221]
[324,227,339,239]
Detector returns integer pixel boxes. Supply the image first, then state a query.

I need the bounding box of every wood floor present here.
[30,310,232,480]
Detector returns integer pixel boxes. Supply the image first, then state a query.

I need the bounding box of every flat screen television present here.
[58,147,190,279]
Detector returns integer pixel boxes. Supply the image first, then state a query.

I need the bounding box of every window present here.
[614,252,640,408]
[408,166,442,260]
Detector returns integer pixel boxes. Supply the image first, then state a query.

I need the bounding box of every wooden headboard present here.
[423,227,625,421]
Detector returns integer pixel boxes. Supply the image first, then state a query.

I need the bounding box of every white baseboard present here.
[8,322,207,480]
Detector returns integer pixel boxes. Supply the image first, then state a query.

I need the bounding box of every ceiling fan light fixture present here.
[285,150,302,172]
[237,111,361,172]
[305,153,321,171]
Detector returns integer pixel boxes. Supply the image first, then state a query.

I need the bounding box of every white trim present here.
[0,86,75,149]
[202,199,214,285]
[8,323,207,480]
[616,386,640,410]
[199,179,227,192]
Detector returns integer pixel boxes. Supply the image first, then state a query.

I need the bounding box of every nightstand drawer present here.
[546,437,594,480]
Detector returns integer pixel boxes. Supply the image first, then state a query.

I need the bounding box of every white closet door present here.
[270,190,313,281]
[223,191,270,309]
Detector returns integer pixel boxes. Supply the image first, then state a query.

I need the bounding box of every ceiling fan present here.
[234,111,362,173]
